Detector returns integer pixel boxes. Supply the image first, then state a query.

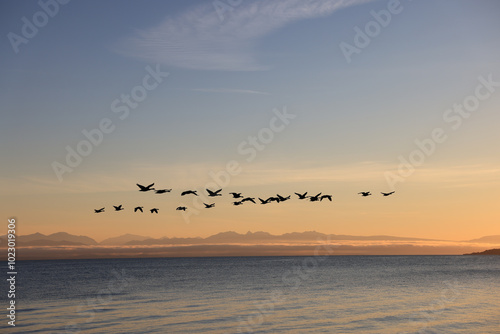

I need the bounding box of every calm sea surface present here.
[3,256,500,333]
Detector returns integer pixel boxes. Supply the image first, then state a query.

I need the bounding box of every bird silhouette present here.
[137,183,155,192]
[207,189,222,197]
[155,189,171,194]
[181,190,198,196]
[295,192,308,199]
[150,208,159,214]
[241,197,256,204]
[308,193,322,202]
[259,198,270,204]
[267,196,280,203]
[134,206,144,212]
[113,205,124,211]
[358,192,372,197]
[277,194,291,202]
[320,195,332,201]
[176,206,187,211]
[381,191,395,196]
[229,192,243,198]
[204,203,215,208]
[94,208,105,213]
[233,201,243,206]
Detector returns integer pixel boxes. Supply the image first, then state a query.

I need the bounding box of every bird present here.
[295,192,308,199]
[181,190,198,196]
[204,203,215,208]
[241,197,256,204]
[267,196,280,203]
[381,191,395,196]
[155,189,171,194]
[308,193,322,202]
[137,183,155,192]
[176,206,187,211]
[276,194,291,202]
[229,192,243,198]
[113,205,124,211]
[233,201,243,206]
[259,198,270,204]
[207,189,222,197]
[320,195,332,201]
[94,208,105,213]
[134,206,144,213]
[358,192,372,197]
[150,208,159,214]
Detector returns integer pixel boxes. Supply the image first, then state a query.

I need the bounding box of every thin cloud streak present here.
[114,0,373,71]
[3,162,498,196]
[9,240,498,260]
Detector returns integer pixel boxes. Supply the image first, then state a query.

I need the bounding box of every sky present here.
[1,0,499,242]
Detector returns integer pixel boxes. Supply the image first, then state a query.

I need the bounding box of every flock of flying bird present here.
[93,183,395,214]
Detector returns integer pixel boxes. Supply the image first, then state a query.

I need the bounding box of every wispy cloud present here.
[12,240,498,260]
[114,0,372,71]
[192,88,270,95]
[3,161,498,196]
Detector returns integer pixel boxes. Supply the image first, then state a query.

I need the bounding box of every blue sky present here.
[1,0,499,240]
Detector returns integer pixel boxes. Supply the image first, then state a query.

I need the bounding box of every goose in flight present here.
[229,192,243,198]
[277,194,291,202]
[233,201,243,206]
[204,203,215,208]
[267,196,280,203]
[295,192,308,200]
[207,189,222,197]
[181,190,198,196]
[309,193,322,202]
[155,189,171,194]
[259,198,270,204]
[381,191,395,196]
[150,208,159,214]
[241,197,256,204]
[358,192,372,197]
[134,206,144,213]
[176,206,187,211]
[113,205,124,211]
[320,195,332,201]
[137,183,155,192]
[94,208,105,213]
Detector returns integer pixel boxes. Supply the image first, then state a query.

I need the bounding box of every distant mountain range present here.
[1,231,500,247]
[0,232,98,246]
[100,234,151,245]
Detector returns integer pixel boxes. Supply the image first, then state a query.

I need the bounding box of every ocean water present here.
[3,256,500,333]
